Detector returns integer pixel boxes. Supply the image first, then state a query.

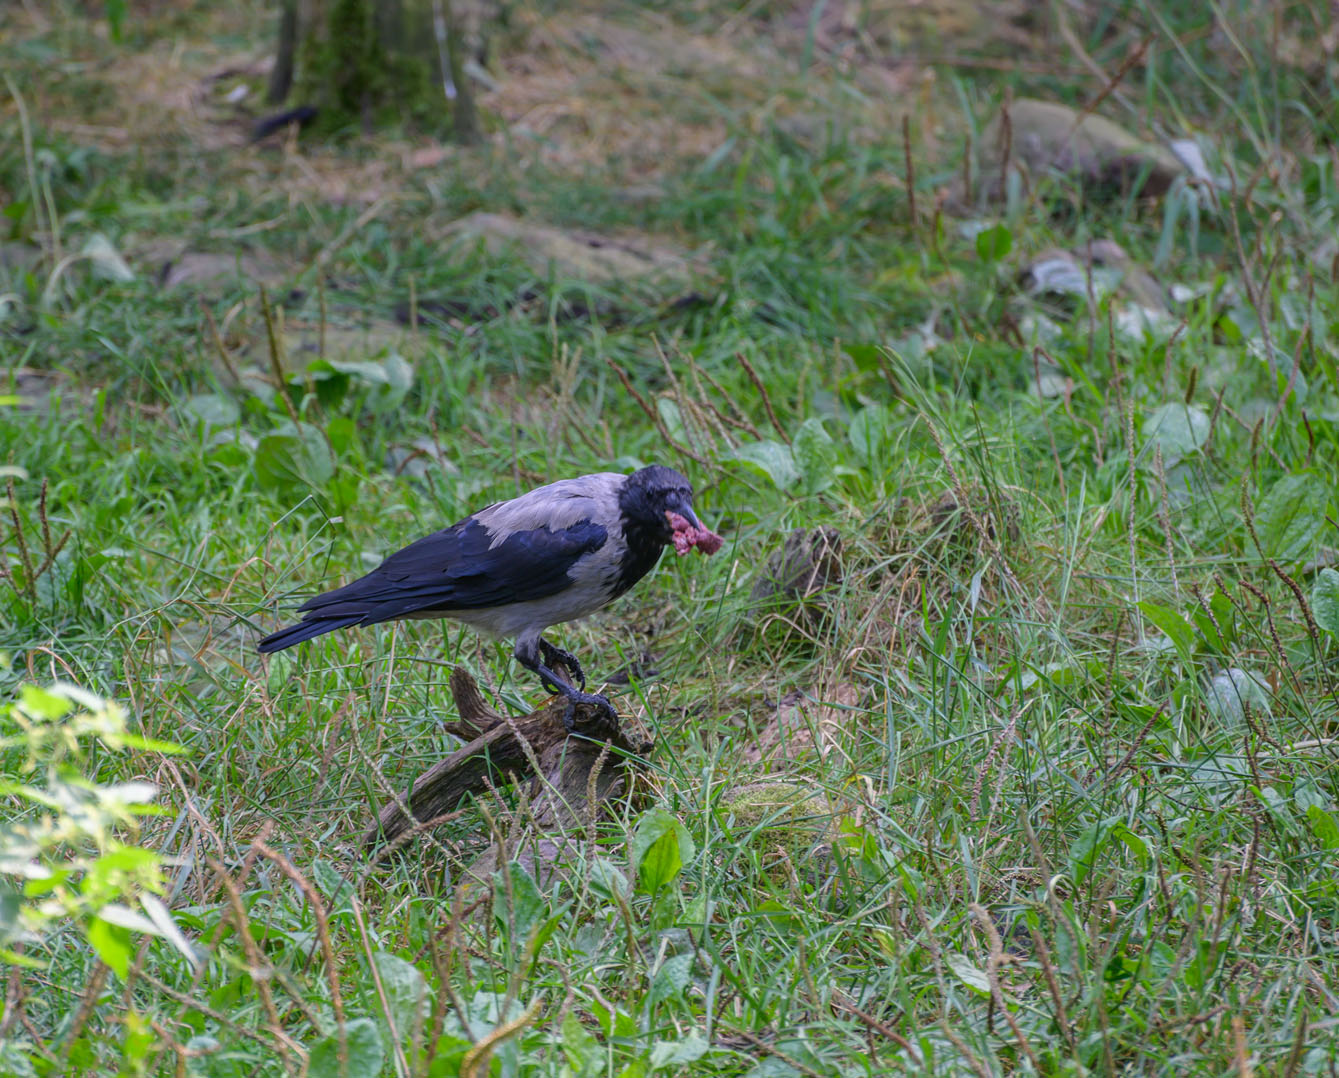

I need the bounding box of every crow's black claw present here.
[560,690,619,735]
[527,657,616,733]
[539,640,587,690]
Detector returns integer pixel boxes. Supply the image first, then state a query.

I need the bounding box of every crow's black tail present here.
[257,615,364,654]
[250,105,319,143]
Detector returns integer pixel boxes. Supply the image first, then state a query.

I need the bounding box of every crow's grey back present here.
[475,472,624,546]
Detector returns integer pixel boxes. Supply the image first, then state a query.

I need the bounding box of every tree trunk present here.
[266,0,298,105]
[266,0,482,142]
[442,0,482,147]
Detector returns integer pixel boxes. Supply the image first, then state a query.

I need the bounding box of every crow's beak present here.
[666,499,702,530]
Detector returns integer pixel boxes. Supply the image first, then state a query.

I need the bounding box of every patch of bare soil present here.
[7,0,1043,221]
[485,9,771,181]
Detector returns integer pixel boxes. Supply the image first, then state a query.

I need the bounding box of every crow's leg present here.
[538,638,586,690]
[515,639,616,732]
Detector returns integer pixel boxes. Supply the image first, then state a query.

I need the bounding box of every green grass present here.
[3,1,1339,1074]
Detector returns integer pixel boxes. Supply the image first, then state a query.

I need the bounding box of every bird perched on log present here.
[258,465,723,726]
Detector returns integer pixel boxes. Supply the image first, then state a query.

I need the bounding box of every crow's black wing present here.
[305,517,609,615]
[257,518,607,652]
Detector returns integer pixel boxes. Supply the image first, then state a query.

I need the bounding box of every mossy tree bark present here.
[266,0,298,105]
[443,0,482,146]
[273,0,480,141]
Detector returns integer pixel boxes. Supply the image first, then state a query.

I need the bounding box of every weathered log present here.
[362,667,650,854]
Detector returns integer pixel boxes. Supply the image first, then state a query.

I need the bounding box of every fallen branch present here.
[363,668,650,870]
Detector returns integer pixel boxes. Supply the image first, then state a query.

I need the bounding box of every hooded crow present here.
[257,465,722,725]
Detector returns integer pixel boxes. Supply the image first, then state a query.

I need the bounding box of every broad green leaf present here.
[319,358,392,386]
[1068,818,1116,887]
[1111,825,1151,868]
[792,417,837,493]
[649,1033,709,1071]
[656,397,687,442]
[182,393,239,430]
[729,441,799,491]
[636,832,681,895]
[311,860,355,912]
[17,684,74,721]
[308,1018,384,1078]
[93,902,159,937]
[590,994,638,1039]
[65,1036,96,1073]
[648,953,694,1007]
[492,861,545,939]
[842,342,884,373]
[1312,568,1339,637]
[373,951,431,1040]
[0,888,19,941]
[1017,660,1083,691]
[87,915,133,978]
[0,947,43,970]
[1190,606,1224,652]
[1257,473,1328,564]
[141,895,198,966]
[561,1012,601,1073]
[253,425,334,494]
[379,353,414,394]
[586,857,629,901]
[80,233,134,282]
[1295,780,1328,813]
[1138,601,1198,665]
[1206,668,1271,723]
[1104,950,1141,983]
[1051,899,1087,971]
[313,354,415,414]
[115,732,186,755]
[1211,591,1236,639]
[945,952,990,997]
[21,870,68,898]
[303,361,352,411]
[751,900,803,936]
[121,1011,156,1068]
[630,809,695,894]
[105,0,127,42]
[205,431,251,468]
[975,223,1013,262]
[1143,403,1209,462]
[326,415,358,456]
[847,404,891,462]
[1307,805,1339,851]
[426,1035,471,1077]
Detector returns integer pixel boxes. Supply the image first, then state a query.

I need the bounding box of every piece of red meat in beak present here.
[666,509,723,556]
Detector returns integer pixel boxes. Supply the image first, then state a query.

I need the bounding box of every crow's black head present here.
[619,465,698,543]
